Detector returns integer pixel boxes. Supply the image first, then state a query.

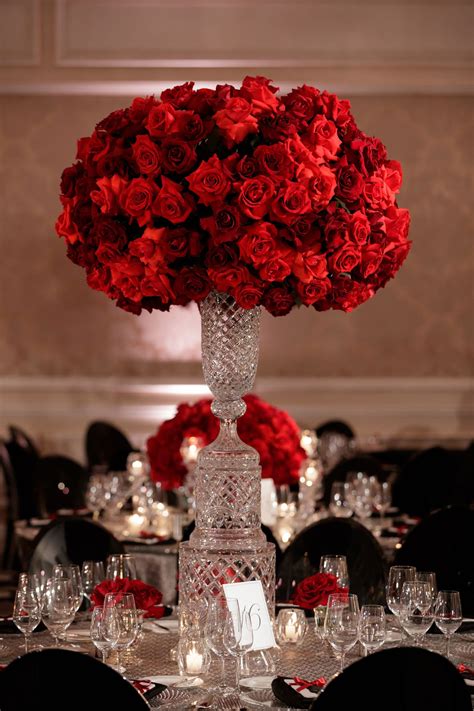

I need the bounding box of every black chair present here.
[0,440,20,569]
[32,455,89,517]
[315,420,355,439]
[394,506,474,617]
[0,649,150,710]
[28,516,124,573]
[323,455,386,506]
[310,647,471,711]
[85,420,134,472]
[392,446,465,517]
[5,431,40,520]
[277,517,386,606]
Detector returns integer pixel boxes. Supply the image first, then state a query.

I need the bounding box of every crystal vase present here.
[179,291,276,612]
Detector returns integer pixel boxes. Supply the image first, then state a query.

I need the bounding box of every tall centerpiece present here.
[56,76,411,611]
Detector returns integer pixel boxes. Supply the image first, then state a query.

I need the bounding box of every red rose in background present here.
[91,578,164,619]
[292,572,347,610]
[132,134,161,177]
[147,394,306,489]
[187,155,230,206]
[214,97,258,144]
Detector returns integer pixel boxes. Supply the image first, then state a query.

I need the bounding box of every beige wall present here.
[0,0,473,454]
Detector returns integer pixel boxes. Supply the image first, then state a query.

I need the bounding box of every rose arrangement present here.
[292,572,347,610]
[56,77,410,316]
[147,393,306,489]
[91,578,165,619]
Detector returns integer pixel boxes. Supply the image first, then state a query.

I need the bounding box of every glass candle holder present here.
[276,608,307,646]
[177,635,211,676]
[313,605,328,640]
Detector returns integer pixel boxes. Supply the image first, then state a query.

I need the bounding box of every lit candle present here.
[126,513,146,534]
[285,622,299,641]
[185,649,204,673]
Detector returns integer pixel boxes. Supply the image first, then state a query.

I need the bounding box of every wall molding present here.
[0,0,40,66]
[1,376,472,461]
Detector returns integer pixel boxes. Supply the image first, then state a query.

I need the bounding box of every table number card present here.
[223,580,276,650]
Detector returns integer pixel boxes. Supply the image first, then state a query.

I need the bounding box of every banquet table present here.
[1,615,473,709]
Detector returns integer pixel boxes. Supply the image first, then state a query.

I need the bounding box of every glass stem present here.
[340,651,345,673]
[221,656,226,687]
[446,634,451,659]
[235,654,240,691]
[24,634,28,653]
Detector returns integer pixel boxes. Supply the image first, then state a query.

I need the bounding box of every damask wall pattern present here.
[0,94,472,378]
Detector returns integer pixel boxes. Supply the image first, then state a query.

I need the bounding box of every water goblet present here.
[41,579,76,648]
[329,482,353,518]
[223,598,254,695]
[204,597,235,695]
[399,581,434,646]
[82,561,105,602]
[386,565,416,633]
[106,553,137,580]
[319,554,349,589]
[13,586,41,653]
[103,592,138,674]
[325,594,360,674]
[434,590,462,659]
[359,605,386,655]
[91,606,118,664]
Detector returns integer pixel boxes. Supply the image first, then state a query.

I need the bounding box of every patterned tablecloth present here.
[1,617,473,709]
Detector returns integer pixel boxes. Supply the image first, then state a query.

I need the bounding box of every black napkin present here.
[0,618,46,634]
[428,621,474,635]
[271,676,325,709]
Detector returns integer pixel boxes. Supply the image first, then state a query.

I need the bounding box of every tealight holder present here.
[313,605,328,640]
[276,608,307,646]
[177,633,211,677]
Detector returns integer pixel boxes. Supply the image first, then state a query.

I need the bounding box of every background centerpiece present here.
[56,75,411,612]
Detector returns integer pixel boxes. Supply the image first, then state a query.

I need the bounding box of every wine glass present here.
[13,587,41,653]
[106,554,137,580]
[30,570,48,605]
[373,481,392,522]
[82,561,105,602]
[416,572,437,605]
[329,482,353,518]
[319,554,349,589]
[325,594,360,673]
[359,605,386,656]
[434,590,462,659]
[90,606,118,664]
[204,598,235,694]
[399,581,434,646]
[223,598,254,695]
[103,592,138,674]
[41,579,76,647]
[386,565,416,632]
[53,564,84,614]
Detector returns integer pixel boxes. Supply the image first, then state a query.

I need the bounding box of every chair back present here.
[0,440,19,567]
[85,420,134,472]
[310,647,471,711]
[29,516,124,573]
[8,425,39,458]
[277,516,386,605]
[0,649,150,711]
[394,506,474,617]
[5,432,40,520]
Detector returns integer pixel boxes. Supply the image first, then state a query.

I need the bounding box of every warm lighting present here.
[177,636,210,677]
[126,513,146,535]
[300,429,318,458]
[180,436,204,465]
[185,649,204,673]
[276,608,307,645]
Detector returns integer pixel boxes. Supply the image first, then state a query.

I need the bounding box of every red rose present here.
[233,280,264,309]
[305,116,341,160]
[292,572,346,609]
[214,97,258,144]
[110,257,145,302]
[238,221,277,266]
[141,270,175,304]
[129,227,165,265]
[270,182,311,226]
[317,91,353,130]
[236,155,258,179]
[161,138,197,174]
[283,84,320,122]
[209,264,251,292]
[174,110,208,142]
[91,175,128,215]
[200,205,241,244]
[328,244,361,274]
[262,284,295,316]
[324,208,351,250]
[173,266,211,304]
[382,206,410,244]
[259,251,293,282]
[119,177,156,226]
[350,133,387,177]
[238,176,275,220]
[360,244,383,278]
[129,95,159,124]
[305,164,336,212]
[293,250,328,283]
[349,211,371,245]
[254,144,295,183]
[60,163,84,198]
[206,243,239,270]
[160,81,195,108]
[146,102,177,137]
[336,160,364,202]
[240,75,280,115]
[132,134,161,177]
[55,202,82,245]
[152,176,194,224]
[187,155,231,206]
[155,227,200,263]
[296,277,331,305]
[363,173,395,211]
[91,578,163,619]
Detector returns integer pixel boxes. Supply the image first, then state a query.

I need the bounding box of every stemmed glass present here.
[13,586,41,653]
[106,554,137,580]
[329,482,353,518]
[386,565,416,634]
[41,579,76,647]
[359,605,386,656]
[399,581,434,646]
[103,592,138,674]
[223,598,254,696]
[53,565,84,614]
[90,606,119,664]
[319,555,349,589]
[373,481,392,523]
[82,561,105,603]
[204,598,235,695]
[325,594,360,674]
[434,591,462,659]
[416,572,437,605]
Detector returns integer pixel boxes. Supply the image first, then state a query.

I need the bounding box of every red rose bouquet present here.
[56,77,410,316]
[147,393,306,489]
[91,578,164,619]
[292,572,348,610]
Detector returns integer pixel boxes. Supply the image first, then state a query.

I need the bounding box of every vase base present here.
[179,541,276,611]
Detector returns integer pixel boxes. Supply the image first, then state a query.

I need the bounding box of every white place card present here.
[223,580,276,651]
